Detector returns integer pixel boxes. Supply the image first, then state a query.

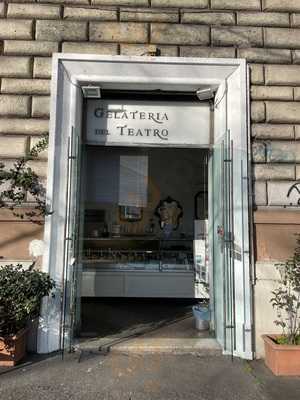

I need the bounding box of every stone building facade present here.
[0,0,300,357]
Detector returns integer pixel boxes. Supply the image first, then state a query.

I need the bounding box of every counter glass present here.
[81,237,194,272]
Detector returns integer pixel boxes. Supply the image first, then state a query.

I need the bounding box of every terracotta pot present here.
[262,334,300,376]
[0,329,27,367]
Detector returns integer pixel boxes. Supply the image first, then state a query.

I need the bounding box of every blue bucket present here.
[193,305,210,321]
[193,305,210,331]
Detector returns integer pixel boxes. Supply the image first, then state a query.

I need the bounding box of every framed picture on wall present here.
[119,206,143,222]
[155,196,183,230]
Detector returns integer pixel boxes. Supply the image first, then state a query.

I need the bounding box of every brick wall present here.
[0,0,300,260]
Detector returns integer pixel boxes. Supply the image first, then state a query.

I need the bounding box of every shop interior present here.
[78,144,211,343]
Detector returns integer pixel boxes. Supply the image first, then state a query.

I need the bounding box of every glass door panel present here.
[211,128,253,359]
[211,137,225,346]
[210,130,235,355]
[62,126,82,354]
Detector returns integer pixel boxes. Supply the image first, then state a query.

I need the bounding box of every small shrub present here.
[270,234,300,345]
[0,135,49,223]
[0,263,55,336]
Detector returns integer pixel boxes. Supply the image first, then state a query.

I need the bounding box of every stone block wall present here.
[0,0,299,262]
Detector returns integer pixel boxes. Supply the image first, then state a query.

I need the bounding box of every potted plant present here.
[0,263,55,366]
[262,234,300,376]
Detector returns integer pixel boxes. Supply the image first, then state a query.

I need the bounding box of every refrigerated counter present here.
[81,236,199,298]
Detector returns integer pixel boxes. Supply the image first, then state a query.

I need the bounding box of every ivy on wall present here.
[0,136,50,224]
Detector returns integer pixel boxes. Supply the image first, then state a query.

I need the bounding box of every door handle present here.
[217,225,224,237]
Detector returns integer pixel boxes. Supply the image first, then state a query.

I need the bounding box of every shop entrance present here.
[78,143,210,346]
[81,146,209,298]
[38,55,254,360]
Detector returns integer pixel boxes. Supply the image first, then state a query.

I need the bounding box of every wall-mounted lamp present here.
[81,86,101,98]
[196,88,215,101]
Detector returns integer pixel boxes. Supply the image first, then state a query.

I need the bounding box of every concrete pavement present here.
[1,352,300,400]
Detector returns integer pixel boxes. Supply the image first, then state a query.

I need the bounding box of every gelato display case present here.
[81,236,197,298]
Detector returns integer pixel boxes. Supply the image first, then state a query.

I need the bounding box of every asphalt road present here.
[0,352,300,400]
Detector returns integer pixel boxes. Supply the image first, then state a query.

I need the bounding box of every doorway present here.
[37,55,254,360]
[78,143,211,345]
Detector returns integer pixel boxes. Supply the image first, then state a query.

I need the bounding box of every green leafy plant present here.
[0,263,55,336]
[270,234,300,345]
[0,135,49,223]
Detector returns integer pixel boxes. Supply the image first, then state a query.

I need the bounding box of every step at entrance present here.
[76,317,221,356]
[106,337,222,356]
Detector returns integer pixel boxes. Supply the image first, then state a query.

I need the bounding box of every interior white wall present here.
[84,146,209,236]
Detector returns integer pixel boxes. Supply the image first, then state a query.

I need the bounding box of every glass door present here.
[209,135,231,349]
[61,126,82,354]
[210,130,235,353]
[210,132,253,359]
[210,73,253,359]
[222,130,235,356]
